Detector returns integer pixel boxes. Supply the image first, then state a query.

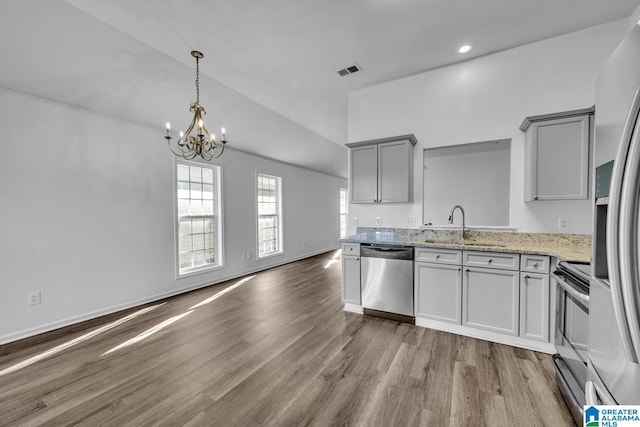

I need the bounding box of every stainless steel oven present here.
[551,261,590,426]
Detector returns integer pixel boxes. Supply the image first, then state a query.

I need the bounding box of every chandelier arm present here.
[168,140,193,158]
[200,123,216,147]
[210,142,225,159]
[184,112,198,137]
[178,137,193,151]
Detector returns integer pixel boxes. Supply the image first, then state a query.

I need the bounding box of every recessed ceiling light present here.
[458,45,472,54]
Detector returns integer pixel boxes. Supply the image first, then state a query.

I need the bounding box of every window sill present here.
[257,251,283,261]
[177,263,224,280]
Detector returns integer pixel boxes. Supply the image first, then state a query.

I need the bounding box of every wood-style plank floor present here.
[0,251,574,426]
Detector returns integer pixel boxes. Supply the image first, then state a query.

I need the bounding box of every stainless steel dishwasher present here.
[360,244,414,323]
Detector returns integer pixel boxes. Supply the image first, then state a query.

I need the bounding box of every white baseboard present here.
[1,247,340,345]
[343,303,363,314]
[415,317,555,354]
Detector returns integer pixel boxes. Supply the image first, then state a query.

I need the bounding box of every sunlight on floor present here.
[324,249,342,269]
[102,310,194,356]
[0,303,164,377]
[102,275,257,355]
[188,275,256,310]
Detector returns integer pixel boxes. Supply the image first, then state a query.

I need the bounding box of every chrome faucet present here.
[448,205,466,240]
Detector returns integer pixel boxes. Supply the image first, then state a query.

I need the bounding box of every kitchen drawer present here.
[416,248,461,265]
[463,251,520,270]
[521,254,550,274]
[342,243,360,255]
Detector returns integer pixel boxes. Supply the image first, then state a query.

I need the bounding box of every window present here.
[257,173,282,258]
[176,162,222,275]
[340,188,348,238]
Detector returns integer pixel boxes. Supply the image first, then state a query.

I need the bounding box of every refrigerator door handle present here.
[618,98,640,363]
[585,379,617,405]
[585,381,597,406]
[607,86,640,364]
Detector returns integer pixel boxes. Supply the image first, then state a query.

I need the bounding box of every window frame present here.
[340,188,348,238]
[174,159,224,278]
[256,172,283,259]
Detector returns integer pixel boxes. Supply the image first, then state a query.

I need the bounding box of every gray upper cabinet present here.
[520,107,593,201]
[349,145,378,203]
[347,134,417,204]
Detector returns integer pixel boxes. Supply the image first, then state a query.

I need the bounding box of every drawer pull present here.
[524,274,530,279]
[435,254,440,259]
[465,268,470,273]
[487,259,492,263]
[533,262,539,268]
[457,267,462,272]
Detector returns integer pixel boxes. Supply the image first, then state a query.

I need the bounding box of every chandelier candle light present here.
[164,50,227,160]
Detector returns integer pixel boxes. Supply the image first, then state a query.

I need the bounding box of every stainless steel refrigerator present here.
[589,21,640,405]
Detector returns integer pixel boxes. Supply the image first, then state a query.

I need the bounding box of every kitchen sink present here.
[461,241,506,247]
[423,239,506,248]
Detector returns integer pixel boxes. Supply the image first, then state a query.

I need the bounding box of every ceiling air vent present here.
[336,64,362,76]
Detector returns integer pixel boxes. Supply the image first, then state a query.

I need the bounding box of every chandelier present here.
[164,50,227,160]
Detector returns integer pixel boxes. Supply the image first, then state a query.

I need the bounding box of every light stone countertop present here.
[341,228,591,263]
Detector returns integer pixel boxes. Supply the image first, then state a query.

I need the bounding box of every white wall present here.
[347,19,629,234]
[0,87,346,344]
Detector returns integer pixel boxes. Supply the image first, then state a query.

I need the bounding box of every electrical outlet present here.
[558,217,570,231]
[407,217,416,227]
[28,291,41,306]
[376,217,382,226]
[353,216,358,226]
[246,251,253,260]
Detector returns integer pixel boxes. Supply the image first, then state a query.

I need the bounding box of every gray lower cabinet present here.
[415,262,462,324]
[343,243,552,348]
[519,272,550,342]
[463,265,520,336]
[341,244,361,305]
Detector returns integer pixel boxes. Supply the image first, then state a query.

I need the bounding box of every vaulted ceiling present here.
[0,0,638,177]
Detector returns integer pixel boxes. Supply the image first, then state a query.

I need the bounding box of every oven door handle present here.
[551,272,590,304]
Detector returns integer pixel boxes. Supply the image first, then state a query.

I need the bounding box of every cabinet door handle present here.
[524,274,530,279]
[355,257,359,261]
[534,196,539,200]
[435,254,440,259]
[465,268,470,273]
[457,267,461,272]
[487,259,492,263]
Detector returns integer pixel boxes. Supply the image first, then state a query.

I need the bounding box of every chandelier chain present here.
[195,56,200,104]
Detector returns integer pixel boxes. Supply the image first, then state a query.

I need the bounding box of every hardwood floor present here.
[0,251,574,426]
